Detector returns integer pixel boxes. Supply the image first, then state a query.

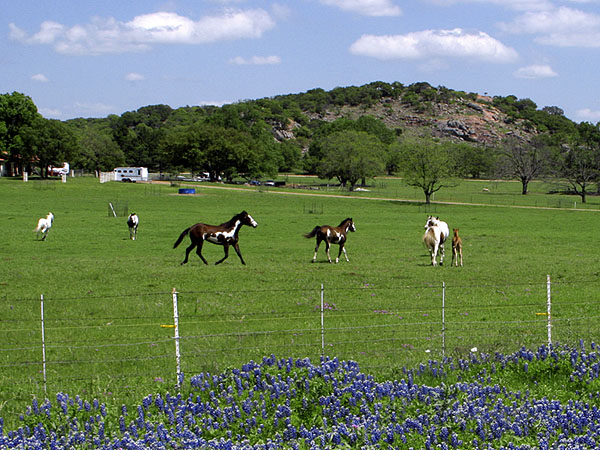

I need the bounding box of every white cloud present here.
[500,7,600,47]
[319,0,401,16]
[350,28,518,63]
[31,73,49,82]
[38,107,63,119]
[576,108,600,122]
[514,64,557,78]
[229,55,281,65]
[74,101,115,115]
[426,0,553,12]
[9,9,276,55]
[125,72,145,81]
[198,99,231,107]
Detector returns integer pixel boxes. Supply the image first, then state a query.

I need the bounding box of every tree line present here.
[1,82,600,203]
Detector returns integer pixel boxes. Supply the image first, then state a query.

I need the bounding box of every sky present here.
[3,0,600,123]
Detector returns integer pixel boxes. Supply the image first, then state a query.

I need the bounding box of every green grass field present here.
[1,175,599,428]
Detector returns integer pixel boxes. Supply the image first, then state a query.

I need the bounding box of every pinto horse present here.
[423,216,450,266]
[127,213,139,240]
[304,218,356,263]
[173,211,258,265]
[35,212,54,241]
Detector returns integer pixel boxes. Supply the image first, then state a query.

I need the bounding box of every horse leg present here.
[459,247,463,267]
[233,242,246,265]
[452,246,457,266]
[340,244,350,262]
[215,244,230,265]
[325,241,332,263]
[195,242,208,265]
[439,242,445,266]
[181,242,196,265]
[312,238,321,263]
[431,243,438,266]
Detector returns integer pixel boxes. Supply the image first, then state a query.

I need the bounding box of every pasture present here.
[1,175,599,428]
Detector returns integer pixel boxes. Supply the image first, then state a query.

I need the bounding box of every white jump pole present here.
[321,284,325,356]
[547,275,552,346]
[442,281,446,358]
[172,288,182,388]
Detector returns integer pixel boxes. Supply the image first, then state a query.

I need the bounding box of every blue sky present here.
[3,0,600,122]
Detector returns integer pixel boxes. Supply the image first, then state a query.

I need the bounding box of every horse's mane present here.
[220,211,247,227]
[338,218,353,227]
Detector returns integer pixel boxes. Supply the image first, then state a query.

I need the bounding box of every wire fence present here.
[1,277,600,393]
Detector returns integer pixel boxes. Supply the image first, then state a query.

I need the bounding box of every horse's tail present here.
[304,226,321,239]
[422,228,437,249]
[173,227,192,248]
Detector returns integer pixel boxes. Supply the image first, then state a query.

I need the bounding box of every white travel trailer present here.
[113,167,149,182]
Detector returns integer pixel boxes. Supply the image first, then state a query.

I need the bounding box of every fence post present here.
[172,288,182,388]
[320,284,325,357]
[442,282,446,359]
[40,294,47,394]
[547,275,552,346]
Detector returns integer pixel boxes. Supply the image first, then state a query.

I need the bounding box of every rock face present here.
[280,96,530,146]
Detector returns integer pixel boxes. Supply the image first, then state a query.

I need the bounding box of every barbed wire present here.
[0,315,560,357]
[1,277,599,303]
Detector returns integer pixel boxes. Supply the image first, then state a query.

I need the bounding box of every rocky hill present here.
[303,95,526,145]
[271,82,575,147]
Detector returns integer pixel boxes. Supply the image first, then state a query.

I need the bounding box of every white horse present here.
[423,216,449,266]
[35,212,54,241]
[127,213,139,240]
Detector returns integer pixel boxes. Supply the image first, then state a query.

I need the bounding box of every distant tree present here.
[305,116,393,174]
[164,123,210,177]
[384,143,403,175]
[74,127,125,173]
[554,143,599,203]
[542,106,564,116]
[136,104,172,127]
[165,121,279,182]
[355,115,396,144]
[551,122,600,203]
[453,143,496,179]
[396,138,457,204]
[0,92,39,175]
[496,135,548,195]
[22,117,77,177]
[317,130,386,190]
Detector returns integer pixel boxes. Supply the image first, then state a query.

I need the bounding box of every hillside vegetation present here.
[1,81,598,201]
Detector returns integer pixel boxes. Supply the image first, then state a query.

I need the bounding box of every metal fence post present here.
[40,294,47,394]
[172,288,182,388]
